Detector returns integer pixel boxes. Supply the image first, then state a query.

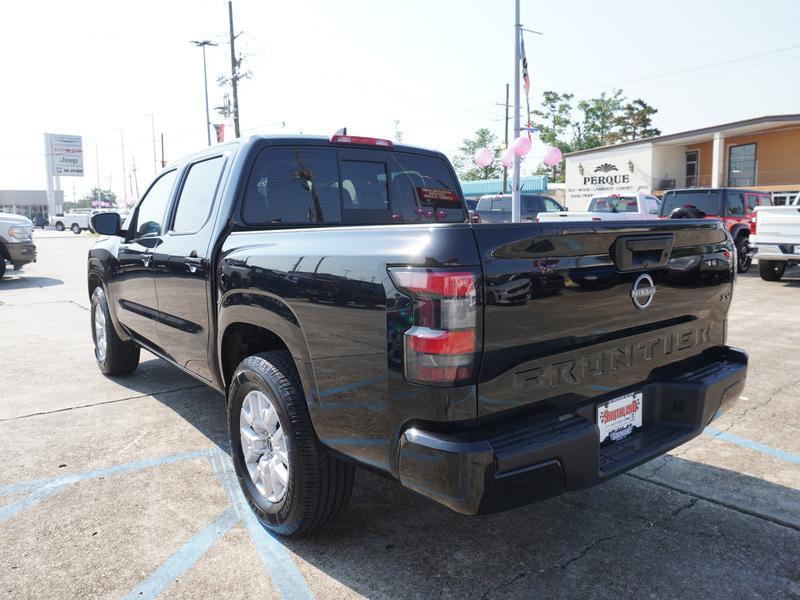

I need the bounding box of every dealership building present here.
[0,190,63,219]
[564,114,800,209]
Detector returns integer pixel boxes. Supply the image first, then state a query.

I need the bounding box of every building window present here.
[685,151,699,187]
[728,143,756,187]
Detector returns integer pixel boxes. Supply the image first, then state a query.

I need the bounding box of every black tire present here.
[735,236,752,273]
[227,351,355,536]
[759,259,786,282]
[71,223,81,235]
[0,260,5,280]
[55,221,64,231]
[91,286,140,375]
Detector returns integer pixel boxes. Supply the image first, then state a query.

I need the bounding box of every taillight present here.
[388,267,479,386]
[749,214,757,235]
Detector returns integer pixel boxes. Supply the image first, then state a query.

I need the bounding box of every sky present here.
[1,0,799,202]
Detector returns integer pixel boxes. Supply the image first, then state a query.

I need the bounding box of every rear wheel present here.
[227,351,355,536]
[71,223,81,235]
[735,236,751,273]
[0,260,6,280]
[91,286,140,375]
[759,259,786,282]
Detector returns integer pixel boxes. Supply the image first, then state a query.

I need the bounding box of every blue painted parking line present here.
[210,451,314,600]
[705,426,800,465]
[123,506,239,600]
[0,484,67,523]
[0,448,213,497]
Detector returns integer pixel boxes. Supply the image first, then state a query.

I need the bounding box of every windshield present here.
[588,196,638,213]
[660,191,722,217]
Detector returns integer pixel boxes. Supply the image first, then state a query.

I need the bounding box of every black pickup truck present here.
[87,134,747,536]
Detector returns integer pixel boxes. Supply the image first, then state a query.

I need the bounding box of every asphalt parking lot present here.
[1,231,798,600]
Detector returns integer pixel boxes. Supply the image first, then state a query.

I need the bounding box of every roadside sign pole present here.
[511,0,522,223]
[44,134,56,217]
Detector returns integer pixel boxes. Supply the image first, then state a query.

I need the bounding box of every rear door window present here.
[523,197,543,214]
[171,156,224,233]
[242,147,342,225]
[727,192,746,216]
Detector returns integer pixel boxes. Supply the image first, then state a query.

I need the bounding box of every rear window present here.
[242,146,465,226]
[588,196,638,213]
[661,191,722,217]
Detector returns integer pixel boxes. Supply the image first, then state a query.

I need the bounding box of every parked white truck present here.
[752,193,800,281]
[50,211,92,234]
[537,193,661,222]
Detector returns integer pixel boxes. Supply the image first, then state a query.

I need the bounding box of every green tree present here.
[608,99,661,143]
[574,88,625,149]
[73,188,117,209]
[453,128,502,181]
[531,91,574,182]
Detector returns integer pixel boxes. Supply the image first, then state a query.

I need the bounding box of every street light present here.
[191,40,218,146]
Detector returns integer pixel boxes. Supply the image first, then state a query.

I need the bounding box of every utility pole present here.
[95,141,101,205]
[131,156,140,198]
[145,114,157,175]
[116,129,127,205]
[496,84,510,194]
[160,133,166,167]
[228,0,241,137]
[191,40,217,146]
[394,120,403,143]
[512,0,521,223]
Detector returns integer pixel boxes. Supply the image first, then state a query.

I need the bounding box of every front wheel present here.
[736,237,752,273]
[55,221,64,231]
[71,223,81,235]
[228,351,354,536]
[759,259,786,282]
[91,286,140,375]
[0,260,6,280]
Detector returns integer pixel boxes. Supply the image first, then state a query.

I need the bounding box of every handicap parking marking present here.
[0,484,68,523]
[210,450,314,600]
[123,506,240,600]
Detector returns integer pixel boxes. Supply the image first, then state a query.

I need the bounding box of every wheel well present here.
[88,273,102,299]
[0,243,9,261]
[220,323,291,388]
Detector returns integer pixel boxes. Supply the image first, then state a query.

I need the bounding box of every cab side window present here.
[129,170,177,240]
[541,197,562,212]
[745,194,759,213]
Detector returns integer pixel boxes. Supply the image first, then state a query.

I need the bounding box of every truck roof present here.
[173,134,447,166]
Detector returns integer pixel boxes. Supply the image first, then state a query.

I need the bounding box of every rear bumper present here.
[3,241,37,266]
[398,346,747,515]
[750,242,800,261]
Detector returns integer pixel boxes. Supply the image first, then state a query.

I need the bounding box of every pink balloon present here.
[473,147,493,168]
[543,146,563,167]
[500,147,515,168]
[512,136,532,157]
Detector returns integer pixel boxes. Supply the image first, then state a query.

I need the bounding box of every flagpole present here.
[511,0,522,223]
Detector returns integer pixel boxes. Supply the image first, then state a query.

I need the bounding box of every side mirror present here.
[563,206,569,211]
[91,212,122,236]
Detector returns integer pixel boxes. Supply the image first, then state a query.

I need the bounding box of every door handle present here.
[185,255,204,273]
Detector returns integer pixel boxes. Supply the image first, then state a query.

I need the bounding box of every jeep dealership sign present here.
[565,144,652,209]
[45,133,84,177]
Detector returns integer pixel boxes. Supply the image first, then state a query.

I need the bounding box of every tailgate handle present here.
[613,234,674,272]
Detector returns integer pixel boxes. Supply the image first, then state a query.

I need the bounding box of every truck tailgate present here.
[755,205,800,244]
[473,220,733,418]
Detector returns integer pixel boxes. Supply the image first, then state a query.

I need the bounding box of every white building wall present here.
[564,143,653,210]
[651,144,686,189]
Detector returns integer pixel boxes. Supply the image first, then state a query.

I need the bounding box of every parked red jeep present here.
[660,188,772,272]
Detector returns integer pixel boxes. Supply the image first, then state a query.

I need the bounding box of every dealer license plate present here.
[597,391,643,443]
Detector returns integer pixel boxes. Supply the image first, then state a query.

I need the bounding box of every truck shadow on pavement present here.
[132,356,800,599]
[0,275,64,289]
